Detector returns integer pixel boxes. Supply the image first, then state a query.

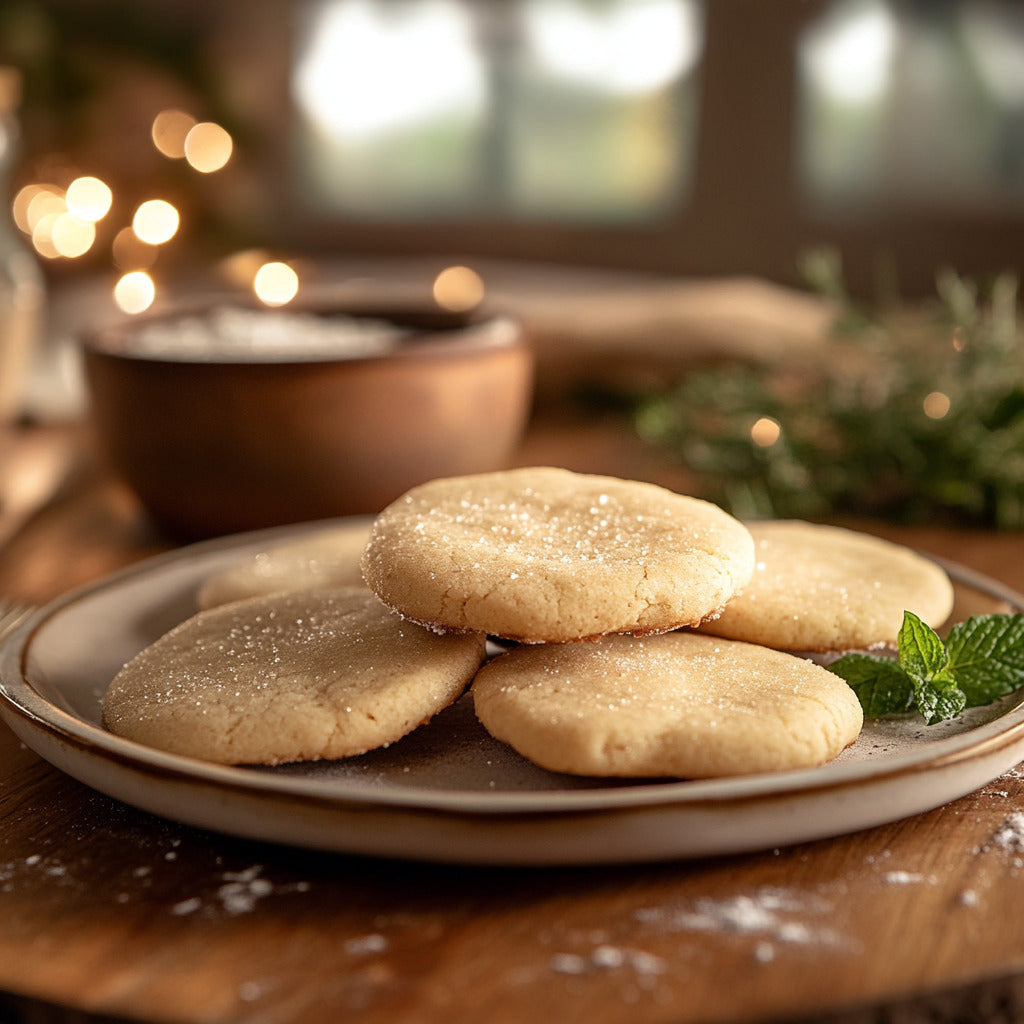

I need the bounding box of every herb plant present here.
[829,611,1024,724]
[635,253,1024,529]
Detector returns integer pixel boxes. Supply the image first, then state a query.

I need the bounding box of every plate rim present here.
[2,520,1024,821]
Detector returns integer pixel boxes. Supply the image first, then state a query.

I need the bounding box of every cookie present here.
[197,522,371,609]
[361,467,755,643]
[471,631,863,778]
[698,520,955,652]
[102,584,486,765]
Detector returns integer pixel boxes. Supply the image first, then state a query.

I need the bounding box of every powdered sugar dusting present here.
[167,865,304,917]
[989,811,1024,852]
[635,886,853,954]
[882,870,936,886]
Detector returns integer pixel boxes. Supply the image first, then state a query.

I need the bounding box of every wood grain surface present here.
[2,417,1024,1024]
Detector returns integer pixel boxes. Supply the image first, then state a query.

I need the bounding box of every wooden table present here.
[3,416,1024,1024]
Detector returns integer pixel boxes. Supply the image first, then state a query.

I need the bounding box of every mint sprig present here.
[829,611,1024,725]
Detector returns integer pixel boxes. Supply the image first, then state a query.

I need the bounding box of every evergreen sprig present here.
[635,253,1024,529]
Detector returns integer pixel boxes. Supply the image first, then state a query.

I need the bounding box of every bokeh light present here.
[750,416,782,447]
[132,199,180,245]
[253,261,300,306]
[13,184,55,233]
[24,187,65,234]
[114,271,156,314]
[152,109,197,159]
[112,227,159,271]
[30,212,61,259]
[217,248,273,289]
[433,264,485,311]
[65,176,113,222]
[50,214,96,258]
[923,391,951,419]
[184,121,233,173]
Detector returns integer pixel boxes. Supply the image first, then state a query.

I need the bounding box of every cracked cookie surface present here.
[102,584,486,765]
[472,631,864,777]
[361,467,756,643]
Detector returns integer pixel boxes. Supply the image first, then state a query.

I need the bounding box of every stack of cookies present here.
[103,467,955,779]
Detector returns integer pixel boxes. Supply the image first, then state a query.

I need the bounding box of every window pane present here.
[798,0,1024,217]
[292,0,704,222]
[293,0,488,217]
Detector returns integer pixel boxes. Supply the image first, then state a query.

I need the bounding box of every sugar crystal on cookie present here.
[362,467,755,643]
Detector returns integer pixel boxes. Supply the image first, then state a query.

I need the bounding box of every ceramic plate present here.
[2,519,1023,866]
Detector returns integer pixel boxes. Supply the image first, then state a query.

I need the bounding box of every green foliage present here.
[635,254,1024,529]
[830,612,1024,724]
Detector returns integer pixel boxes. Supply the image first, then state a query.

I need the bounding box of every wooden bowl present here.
[81,301,534,539]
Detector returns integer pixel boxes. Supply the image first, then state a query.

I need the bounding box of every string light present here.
[923,391,951,419]
[50,214,95,258]
[12,183,56,233]
[114,271,156,314]
[151,108,197,159]
[184,121,233,173]
[65,175,112,222]
[253,261,300,306]
[30,212,61,259]
[25,187,65,226]
[5,108,248,314]
[132,199,179,245]
[112,227,158,271]
[433,264,485,311]
[750,416,782,447]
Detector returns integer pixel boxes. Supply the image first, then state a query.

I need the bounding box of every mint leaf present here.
[829,652,914,717]
[897,611,950,681]
[911,676,967,725]
[946,613,1024,706]
[829,610,1024,725]
[897,612,965,725]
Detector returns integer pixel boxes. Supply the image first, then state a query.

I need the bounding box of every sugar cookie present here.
[361,467,755,643]
[197,522,371,609]
[102,585,486,765]
[472,631,863,778]
[699,520,954,652]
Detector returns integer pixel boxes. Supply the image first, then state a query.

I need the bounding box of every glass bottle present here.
[0,66,44,423]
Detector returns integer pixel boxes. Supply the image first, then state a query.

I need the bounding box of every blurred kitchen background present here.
[5,0,1024,294]
[2,0,1024,527]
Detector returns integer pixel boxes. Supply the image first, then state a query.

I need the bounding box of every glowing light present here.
[112,227,158,271]
[801,0,897,106]
[30,213,61,259]
[294,0,484,141]
[750,416,782,447]
[152,109,197,159]
[132,199,179,245]
[24,187,66,233]
[923,391,951,419]
[12,184,56,234]
[433,265,484,311]
[216,249,273,289]
[65,176,112,222]
[114,271,156,315]
[253,261,299,306]
[50,214,96,258]
[184,121,233,173]
[952,328,966,352]
[524,0,702,95]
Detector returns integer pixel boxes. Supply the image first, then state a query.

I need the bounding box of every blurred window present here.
[292,0,705,222]
[798,0,1024,217]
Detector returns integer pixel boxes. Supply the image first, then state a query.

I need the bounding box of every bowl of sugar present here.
[80,300,533,539]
